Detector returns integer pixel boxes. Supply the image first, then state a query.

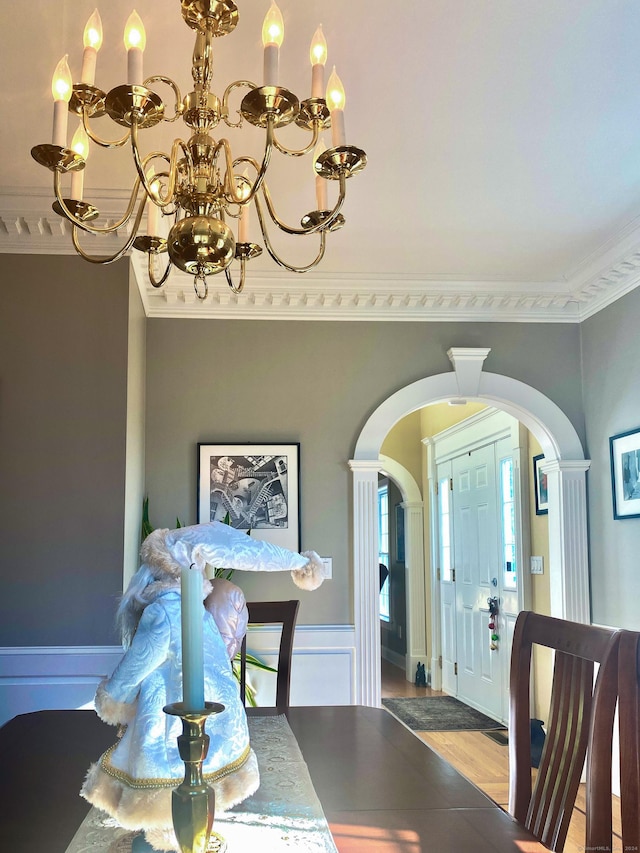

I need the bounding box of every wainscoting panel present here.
[0,646,123,727]
[0,625,356,726]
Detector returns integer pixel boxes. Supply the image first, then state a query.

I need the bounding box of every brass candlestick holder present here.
[163,701,225,853]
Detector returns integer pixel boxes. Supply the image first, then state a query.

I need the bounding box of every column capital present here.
[348,459,384,474]
[541,458,591,474]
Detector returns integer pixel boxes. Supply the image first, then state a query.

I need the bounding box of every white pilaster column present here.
[544,459,591,624]
[348,459,383,707]
[402,500,427,683]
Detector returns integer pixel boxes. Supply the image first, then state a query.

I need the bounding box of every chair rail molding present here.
[0,625,356,727]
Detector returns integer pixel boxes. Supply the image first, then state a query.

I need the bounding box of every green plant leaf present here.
[237,652,277,674]
[141,496,154,542]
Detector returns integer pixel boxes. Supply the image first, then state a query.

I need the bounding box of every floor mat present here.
[382,696,507,732]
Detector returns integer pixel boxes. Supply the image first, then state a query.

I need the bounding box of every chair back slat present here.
[509,611,619,852]
[240,600,299,713]
[619,630,640,851]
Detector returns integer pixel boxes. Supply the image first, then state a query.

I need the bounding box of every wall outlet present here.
[530,556,544,575]
[320,557,332,579]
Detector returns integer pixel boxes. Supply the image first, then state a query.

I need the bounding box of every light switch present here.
[530,556,544,575]
[320,557,332,579]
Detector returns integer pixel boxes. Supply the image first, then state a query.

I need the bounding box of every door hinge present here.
[452,567,456,582]
[437,567,441,582]
[450,477,453,491]
[454,662,458,676]
[438,655,442,669]
[435,480,439,495]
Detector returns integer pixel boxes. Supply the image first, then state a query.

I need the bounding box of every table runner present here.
[65,715,338,853]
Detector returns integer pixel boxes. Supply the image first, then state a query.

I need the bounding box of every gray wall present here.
[0,251,591,646]
[0,254,129,646]
[581,286,640,629]
[145,316,585,626]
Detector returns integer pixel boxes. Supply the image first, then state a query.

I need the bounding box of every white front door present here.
[434,411,522,722]
[452,442,503,719]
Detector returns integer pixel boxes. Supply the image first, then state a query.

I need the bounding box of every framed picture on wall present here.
[197,443,300,550]
[609,427,640,520]
[533,454,549,515]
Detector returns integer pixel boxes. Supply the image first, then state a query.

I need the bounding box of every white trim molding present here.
[2,189,640,322]
[0,645,122,727]
[350,350,591,707]
[347,459,383,707]
[378,454,426,685]
[0,626,356,727]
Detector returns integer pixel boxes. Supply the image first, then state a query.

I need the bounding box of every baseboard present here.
[0,624,357,727]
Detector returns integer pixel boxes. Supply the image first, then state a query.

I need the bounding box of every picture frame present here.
[197,443,301,550]
[609,427,640,520]
[533,454,549,515]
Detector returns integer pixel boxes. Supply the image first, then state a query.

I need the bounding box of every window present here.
[378,483,390,621]
[438,476,452,582]
[500,457,517,589]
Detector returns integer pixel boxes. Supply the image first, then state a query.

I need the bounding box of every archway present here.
[348,348,590,707]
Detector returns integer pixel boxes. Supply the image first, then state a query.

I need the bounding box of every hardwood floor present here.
[381,659,622,853]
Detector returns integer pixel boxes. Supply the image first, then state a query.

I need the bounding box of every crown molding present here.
[2,188,640,323]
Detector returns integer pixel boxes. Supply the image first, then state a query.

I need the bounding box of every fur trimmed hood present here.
[117,522,327,645]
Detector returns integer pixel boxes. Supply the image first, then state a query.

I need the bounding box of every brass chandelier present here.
[31,1,366,299]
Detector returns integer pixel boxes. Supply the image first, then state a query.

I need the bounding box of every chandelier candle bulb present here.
[238,170,251,242]
[81,9,103,86]
[180,565,205,713]
[326,66,346,147]
[310,25,327,98]
[146,183,161,237]
[313,139,328,209]
[262,1,284,86]
[70,124,89,200]
[51,55,72,147]
[124,10,146,86]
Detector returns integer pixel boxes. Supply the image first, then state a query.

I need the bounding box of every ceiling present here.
[3,0,640,321]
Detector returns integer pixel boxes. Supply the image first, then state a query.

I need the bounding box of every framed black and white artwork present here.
[610,427,640,520]
[197,443,300,550]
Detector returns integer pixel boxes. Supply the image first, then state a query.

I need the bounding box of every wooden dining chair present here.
[239,599,300,713]
[618,629,640,852]
[508,610,620,852]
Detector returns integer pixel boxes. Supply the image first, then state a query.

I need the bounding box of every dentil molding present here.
[3,189,640,322]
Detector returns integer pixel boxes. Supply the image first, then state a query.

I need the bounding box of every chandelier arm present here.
[148,251,172,288]
[130,123,184,203]
[144,75,183,122]
[224,257,247,294]
[254,194,327,273]
[272,121,321,157]
[220,118,275,205]
[70,193,147,264]
[81,109,130,149]
[259,171,347,236]
[221,80,258,128]
[53,169,143,235]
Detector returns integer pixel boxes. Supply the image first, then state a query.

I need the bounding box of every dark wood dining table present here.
[0,705,545,852]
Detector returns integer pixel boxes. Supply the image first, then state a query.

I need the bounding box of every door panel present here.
[453,444,502,719]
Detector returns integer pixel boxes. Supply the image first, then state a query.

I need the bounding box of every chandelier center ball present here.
[167,216,236,275]
[181,0,239,36]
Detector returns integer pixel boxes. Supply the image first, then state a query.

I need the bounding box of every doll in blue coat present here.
[81,522,325,851]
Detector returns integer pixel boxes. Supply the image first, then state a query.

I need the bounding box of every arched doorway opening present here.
[349,348,590,707]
